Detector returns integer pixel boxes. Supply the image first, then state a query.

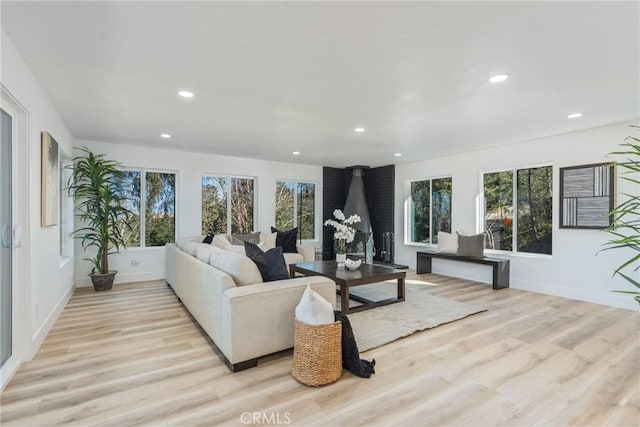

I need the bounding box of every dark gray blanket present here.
[334,311,376,378]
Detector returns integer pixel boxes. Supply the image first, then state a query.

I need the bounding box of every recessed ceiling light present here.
[567,112,583,119]
[394,153,402,157]
[178,90,194,98]
[292,151,300,155]
[488,74,509,83]
[354,127,365,133]
[160,133,171,139]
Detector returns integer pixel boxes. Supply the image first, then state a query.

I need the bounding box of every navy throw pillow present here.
[270,226,298,253]
[244,241,290,282]
[202,232,214,244]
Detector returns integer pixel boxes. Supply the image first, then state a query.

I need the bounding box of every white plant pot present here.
[336,253,346,267]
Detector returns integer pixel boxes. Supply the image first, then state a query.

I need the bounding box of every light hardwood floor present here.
[1,274,638,427]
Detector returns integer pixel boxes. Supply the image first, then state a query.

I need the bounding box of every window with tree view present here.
[484,166,552,255]
[409,177,452,244]
[115,170,176,247]
[202,175,255,235]
[275,181,316,240]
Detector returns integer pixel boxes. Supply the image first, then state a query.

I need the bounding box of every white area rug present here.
[341,281,487,352]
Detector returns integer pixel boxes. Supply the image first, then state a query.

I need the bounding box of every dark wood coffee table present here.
[289,261,406,314]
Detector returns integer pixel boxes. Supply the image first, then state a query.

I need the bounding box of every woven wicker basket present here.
[292,318,343,386]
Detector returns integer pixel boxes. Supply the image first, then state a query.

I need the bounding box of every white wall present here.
[1,29,75,364]
[74,140,323,286]
[395,121,640,310]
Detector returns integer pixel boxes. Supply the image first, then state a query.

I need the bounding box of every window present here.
[483,166,553,255]
[409,177,452,244]
[275,180,316,240]
[116,170,176,247]
[202,175,255,235]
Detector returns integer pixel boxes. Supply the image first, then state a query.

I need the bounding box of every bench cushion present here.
[437,231,458,254]
[457,232,484,257]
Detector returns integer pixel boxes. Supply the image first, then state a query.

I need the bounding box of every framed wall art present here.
[560,162,615,229]
[41,131,59,227]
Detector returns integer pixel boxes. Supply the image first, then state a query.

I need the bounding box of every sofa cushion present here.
[437,231,458,254]
[228,245,248,255]
[208,245,263,286]
[231,231,261,245]
[283,252,304,266]
[180,241,200,256]
[270,226,298,253]
[195,243,217,263]
[457,232,485,257]
[244,242,290,282]
[177,236,205,250]
[295,284,335,325]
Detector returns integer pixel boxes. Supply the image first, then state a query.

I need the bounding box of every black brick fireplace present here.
[322,165,395,264]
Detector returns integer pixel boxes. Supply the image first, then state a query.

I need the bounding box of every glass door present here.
[1,107,12,368]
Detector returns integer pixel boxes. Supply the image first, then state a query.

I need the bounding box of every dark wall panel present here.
[364,165,395,261]
[322,167,346,259]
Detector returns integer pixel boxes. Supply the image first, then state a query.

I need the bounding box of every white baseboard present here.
[1,354,22,391]
[400,255,638,311]
[75,271,165,287]
[30,282,75,360]
[512,278,638,311]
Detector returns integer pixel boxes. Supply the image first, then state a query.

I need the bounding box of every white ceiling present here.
[2,1,639,167]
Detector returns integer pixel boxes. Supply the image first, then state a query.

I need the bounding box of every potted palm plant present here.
[67,147,133,291]
[602,126,640,305]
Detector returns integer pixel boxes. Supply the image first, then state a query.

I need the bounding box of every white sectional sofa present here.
[165,235,336,371]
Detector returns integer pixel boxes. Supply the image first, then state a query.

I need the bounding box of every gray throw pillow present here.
[457,232,484,257]
[231,231,261,245]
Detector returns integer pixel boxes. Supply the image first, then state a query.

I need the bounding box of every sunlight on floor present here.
[381,279,439,286]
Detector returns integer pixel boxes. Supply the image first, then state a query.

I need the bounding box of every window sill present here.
[298,239,320,245]
[404,241,437,248]
[120,245,168,251]
[484,249,552,259]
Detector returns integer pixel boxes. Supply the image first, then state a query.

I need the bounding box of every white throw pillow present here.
[259,231,277,250]
[208,246,263,286]
[212,234,232,250]
[437,231,458,254]
[295,284,335,325]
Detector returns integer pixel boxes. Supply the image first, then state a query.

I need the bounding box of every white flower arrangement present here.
[324,209,361,253]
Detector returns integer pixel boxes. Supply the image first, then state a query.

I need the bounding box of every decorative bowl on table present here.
[344,258,362,270]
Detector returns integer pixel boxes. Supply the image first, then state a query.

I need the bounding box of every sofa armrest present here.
[221,276,336,363]
[296,244,316,263]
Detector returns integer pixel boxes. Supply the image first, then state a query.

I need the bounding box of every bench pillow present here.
[437,231,458,254]
[457,232,485,257]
